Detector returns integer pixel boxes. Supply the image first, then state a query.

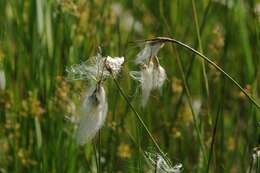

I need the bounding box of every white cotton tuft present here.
[144,151,183,173]
[135,44,151,64]
[0,70,6,90]
[130,62,167,106]
[65,53,108,81]
[131,41,167,106]
[76,85,108,145]
[105,56,124,74]
[66,54,124,82]
[129,64,153,106]
[135,42,164,64]
[153,65,166,90]
[140,63,154,106]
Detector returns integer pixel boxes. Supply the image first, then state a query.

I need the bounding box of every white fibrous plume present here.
[130,62,154,106]
[66,53,104,81]
[105,56,124,75]
[130,61,167,106]
[140,63,154,106]
[0,70,6,90]
[135,41,164,64]
[76,84,108,145]
[131,40,167,106]
[252,147,260,163]
[66,53,124,145]
[66,54,124,82]
[249,147,260,172]
[153,65,166,90]
[144,151,183,173]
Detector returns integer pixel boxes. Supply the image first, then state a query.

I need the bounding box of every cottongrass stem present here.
[134,37,260,110]
[111,73,165,158]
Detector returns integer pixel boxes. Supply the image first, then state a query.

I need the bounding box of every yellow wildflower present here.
[117,143,131,159]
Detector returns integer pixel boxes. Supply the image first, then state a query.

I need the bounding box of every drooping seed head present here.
[130,60,167,106]
[76,84,108,145]
[135,41,165,65]
[152,64,167,90]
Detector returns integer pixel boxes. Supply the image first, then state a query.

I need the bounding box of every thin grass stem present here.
[111,74,165,157]
[206,96,222,173]
[172,44,208,163]
[98,131,102,173]
[140,37,260,110]
[93,143,99,172]
[158,3,208,164]
[191,0,210,98]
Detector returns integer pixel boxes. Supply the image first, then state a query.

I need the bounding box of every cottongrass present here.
[135,41,164,65]
[152,63,167,89]
[66,53,124,145]
[252,147,260,164]
[144,151,183,173]
[248,147,260,173]
[66,53,124,82]
[76,84,108,145]
[130,63,153,106]
[131,41,166,106]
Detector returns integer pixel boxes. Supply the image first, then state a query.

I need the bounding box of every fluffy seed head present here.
[105,56,124,75]
[135,41,165,64]
[252,147,260,164]
[66,54,124,82]
[144,151,183,173]
[130,62,154,106]
[66,53,124,145]
[130,61,167,106]
[153,64,166,90]
[76,84,108,145]
[140,63,154,106]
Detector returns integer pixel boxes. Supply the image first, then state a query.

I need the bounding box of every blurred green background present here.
[0,0,260,172]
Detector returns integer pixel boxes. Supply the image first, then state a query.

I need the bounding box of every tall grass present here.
[0,0,260,172]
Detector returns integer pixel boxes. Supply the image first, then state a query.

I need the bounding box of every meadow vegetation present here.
[0,0,260,172]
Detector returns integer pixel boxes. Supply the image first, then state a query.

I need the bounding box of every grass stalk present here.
[159,1,208,164]
[206,96,222,172]
[141,37,260,110]
[93,142,100,172]
[98,131,102,173]
[191,0,210,98]
[111,74,165,157]
[172,44,208,163]
[172,0,213,128]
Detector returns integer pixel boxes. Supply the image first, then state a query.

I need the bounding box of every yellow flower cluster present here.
[17,148,37,167]
[117,143,132,159]
[171,77,183,94]
[21,91,45,118]
[54,76,77,116]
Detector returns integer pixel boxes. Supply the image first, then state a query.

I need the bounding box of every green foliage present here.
[0,0,260,172]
